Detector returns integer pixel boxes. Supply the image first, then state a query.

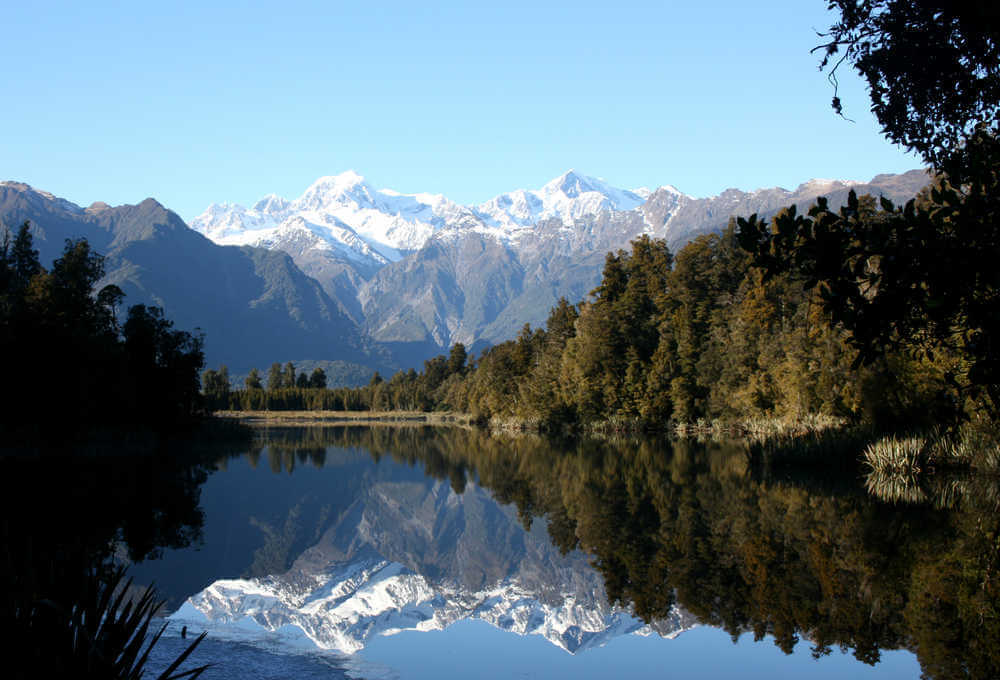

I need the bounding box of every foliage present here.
[6,566,209,680]
[818,0,1000,177]
[768,0,1000,419]
[245,367,263,390]
[737,173,998,416]
[0,223,204,432]
[1,444,225,680]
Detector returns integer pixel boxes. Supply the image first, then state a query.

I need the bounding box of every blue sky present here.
[2,1,920,222]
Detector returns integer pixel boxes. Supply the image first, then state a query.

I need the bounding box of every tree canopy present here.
[819,0,1000,177]
[734,0,1000,417]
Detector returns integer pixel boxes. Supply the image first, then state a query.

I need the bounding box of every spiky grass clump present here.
[863,436,929,475]
[11,566,209,679]
[945,423,1000,471]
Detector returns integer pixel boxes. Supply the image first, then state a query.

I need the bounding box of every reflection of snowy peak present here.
[171,481,695,655]
[173,555,690,655]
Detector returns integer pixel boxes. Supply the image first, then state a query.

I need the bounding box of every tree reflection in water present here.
[251,425,999,680]
[0,440,240,678]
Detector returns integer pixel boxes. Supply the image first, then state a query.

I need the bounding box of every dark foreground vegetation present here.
[0,437,251,678]
[0,226,231,675]
[0,223,206,441]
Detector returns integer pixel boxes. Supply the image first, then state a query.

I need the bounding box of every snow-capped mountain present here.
[190,170,665,341]
[192,170,658,265]
[473,170,650,236]
[191,170,484,266]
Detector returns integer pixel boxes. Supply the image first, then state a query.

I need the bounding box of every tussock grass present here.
[944,420,1000,471]
[9,566,208,679]
[863,419,1000,506]
[673,414,846,440]
[584,415,647,434]
[863,419,1000,476]
[864,469,928,504]
[866,469,1000,508]
[863,436,929,474]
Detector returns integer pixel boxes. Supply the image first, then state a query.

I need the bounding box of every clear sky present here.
[2,1,921,222]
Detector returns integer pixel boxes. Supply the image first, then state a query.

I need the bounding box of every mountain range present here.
[1,169,929,379]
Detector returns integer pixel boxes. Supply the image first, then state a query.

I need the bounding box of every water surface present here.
[11,425,997,678]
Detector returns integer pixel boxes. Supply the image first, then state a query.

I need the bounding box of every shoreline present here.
[212,410,480,427]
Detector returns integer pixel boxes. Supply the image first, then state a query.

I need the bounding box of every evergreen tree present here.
[447,343,468,376]
[245,367,263,390]
[308,367,327,389]
[267,363,283,390]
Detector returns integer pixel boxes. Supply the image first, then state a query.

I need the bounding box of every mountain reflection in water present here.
[12,426,997,678]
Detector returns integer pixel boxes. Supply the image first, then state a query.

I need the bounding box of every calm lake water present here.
[11,425,998,678]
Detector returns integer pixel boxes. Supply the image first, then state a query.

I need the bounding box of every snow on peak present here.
[192,172,483,264]
[796,177,862,195]
[252,193,290,213]
[655,184,684,196]
[474,170,646,235]
[193,169,659,262]
[295,171,378,212]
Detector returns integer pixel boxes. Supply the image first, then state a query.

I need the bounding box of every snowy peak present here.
[193,169,655,259]
[474,170,647,234]
[542,169,597,198]
[540,170,647,211]
[294,171,378,213]
[252,193,290,214]
[193,171,486,267]
[541,170,625,201]
[190,202,281,242]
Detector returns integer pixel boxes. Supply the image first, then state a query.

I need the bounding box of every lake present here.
[7,425,997,678]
